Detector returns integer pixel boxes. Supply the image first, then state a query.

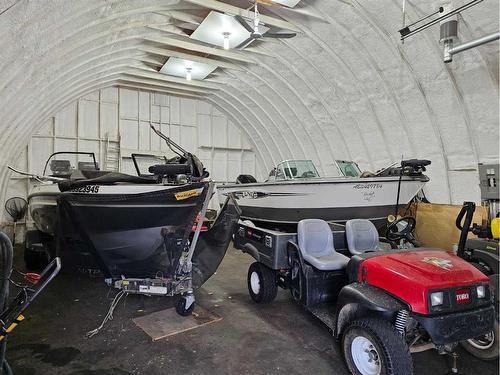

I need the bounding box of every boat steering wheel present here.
[386,216,417,245]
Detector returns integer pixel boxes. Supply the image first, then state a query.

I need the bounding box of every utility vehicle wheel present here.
[461,319,499,360]
[176,295,195,316]
[289,257,304,303]
[342,318,413,375]
[247,262,277,303]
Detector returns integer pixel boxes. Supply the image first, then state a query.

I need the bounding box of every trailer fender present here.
[239,243,261,262]
[335,283,409,339]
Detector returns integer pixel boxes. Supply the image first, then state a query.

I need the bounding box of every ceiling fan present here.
[234,0,297,48]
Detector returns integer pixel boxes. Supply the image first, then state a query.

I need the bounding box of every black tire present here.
[342,317,413,375]
[23,247,48,270]
[175,297,195,317]
[23,231,50,270]
[461,319,499,361]
[247,262,277,303]
[289,257,304,304]
[470,261,493,276]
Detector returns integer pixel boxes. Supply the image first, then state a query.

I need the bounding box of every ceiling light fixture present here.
[186,67,192,81]
[223,32,231,50]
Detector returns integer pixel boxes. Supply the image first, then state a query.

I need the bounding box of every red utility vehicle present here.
[235,217,496,375]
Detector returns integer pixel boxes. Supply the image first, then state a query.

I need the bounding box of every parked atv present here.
[235,217,496,375]
[455,201,499,360]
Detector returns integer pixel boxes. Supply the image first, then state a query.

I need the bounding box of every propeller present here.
[234,1,297,48]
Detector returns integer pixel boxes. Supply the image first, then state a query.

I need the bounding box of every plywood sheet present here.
[133,306,222,341]
[415,203,488,251]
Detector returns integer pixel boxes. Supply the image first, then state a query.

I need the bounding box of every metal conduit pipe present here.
[444,31,499,63]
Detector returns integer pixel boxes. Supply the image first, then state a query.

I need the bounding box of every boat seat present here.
[297,219,349,271]
[345,219,381,255]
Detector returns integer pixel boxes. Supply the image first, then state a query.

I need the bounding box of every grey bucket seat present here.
[297,219,349,271]
[345,219,381,255]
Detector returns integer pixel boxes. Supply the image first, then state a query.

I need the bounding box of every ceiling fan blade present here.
[263,32,297,38]
[236,36,256,49]
[234,15,255,33]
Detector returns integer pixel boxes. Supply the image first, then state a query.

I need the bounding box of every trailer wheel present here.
[342,318,413,375]
[176,295,195,316]
[24,231,50,271]
[247,262,277,303]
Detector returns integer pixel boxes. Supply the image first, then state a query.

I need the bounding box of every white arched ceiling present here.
[0,0,498,205]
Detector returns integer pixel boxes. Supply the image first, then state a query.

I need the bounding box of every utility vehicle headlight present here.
[430,291,444,307]
[477,285,486,299]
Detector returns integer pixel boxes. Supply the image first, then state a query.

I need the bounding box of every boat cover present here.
[56,183,206,278]
[58,171,157,191]
[191,195,241,288]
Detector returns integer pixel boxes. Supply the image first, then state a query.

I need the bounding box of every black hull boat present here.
[10,126,241,303]
[56,181,240,288]
[57,182,208,278]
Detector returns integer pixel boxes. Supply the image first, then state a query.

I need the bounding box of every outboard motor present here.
[401,159,432,176]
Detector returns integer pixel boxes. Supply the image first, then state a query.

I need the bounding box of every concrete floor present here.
[5,246,499,375]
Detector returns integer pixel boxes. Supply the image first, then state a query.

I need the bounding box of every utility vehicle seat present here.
[297,219,349,271]
[345,219,380,255]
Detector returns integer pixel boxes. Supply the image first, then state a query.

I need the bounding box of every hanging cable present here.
[85,290,126,339]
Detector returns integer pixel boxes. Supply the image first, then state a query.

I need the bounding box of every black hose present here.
[394,165,404,217]
[0,231,14,375]
[456,202,475,257]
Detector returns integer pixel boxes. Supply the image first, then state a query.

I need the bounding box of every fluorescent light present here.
[159,57,217,81]
[223,32,230,50]
[186,67,192,81]
[271,0,301,7]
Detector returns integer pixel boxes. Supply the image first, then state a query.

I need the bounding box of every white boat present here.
[217,159,430,229]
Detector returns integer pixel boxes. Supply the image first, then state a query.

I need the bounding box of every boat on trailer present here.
[10,127,240,298]
[217,159,430,230]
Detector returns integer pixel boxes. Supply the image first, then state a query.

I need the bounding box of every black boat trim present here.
[239,204,400,225]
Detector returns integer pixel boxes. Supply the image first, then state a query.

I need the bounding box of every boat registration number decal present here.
[352,183,383,189]
[71,185,100,194]
[175,189,200,200]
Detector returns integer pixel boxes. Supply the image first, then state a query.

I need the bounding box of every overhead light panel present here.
[269,0,302,7]
[159,57,217,81]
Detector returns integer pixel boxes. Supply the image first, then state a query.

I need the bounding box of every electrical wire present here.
[85,290,126,339]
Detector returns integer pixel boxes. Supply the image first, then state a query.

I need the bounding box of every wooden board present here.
[415,202,488,251]
[133,305,222,341]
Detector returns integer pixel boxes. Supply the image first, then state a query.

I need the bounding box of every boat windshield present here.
[42,152,99,178]
[274,160,320,180]
[336,160,362,177]
[131,154,168,177]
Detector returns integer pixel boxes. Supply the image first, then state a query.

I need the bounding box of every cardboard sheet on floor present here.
[133,306,222,341]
